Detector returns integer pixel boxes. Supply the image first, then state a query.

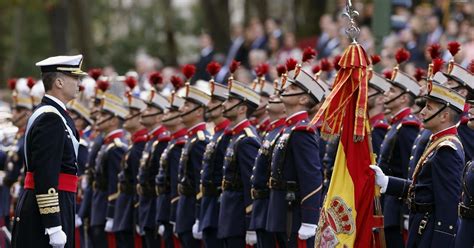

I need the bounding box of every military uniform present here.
[458,112,474,162]
[138,125,170,246]
[90,129,128,246]
[266,111,322,247]
[198,119,231,248]
[175,123,209,246]
[218,120,260,246]
[112,128,148,246]
[456,160,474,247]
[249,118,285,247]
[156,128,187,248]
[12,95,80,248]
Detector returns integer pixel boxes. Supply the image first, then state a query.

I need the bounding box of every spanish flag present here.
[312,44,376,247]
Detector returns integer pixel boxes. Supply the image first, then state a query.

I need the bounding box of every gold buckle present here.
[418,219,427,235]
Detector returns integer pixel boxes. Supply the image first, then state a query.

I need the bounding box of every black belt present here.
[251,188,269,199]
[221,179,243,191]
[459,203,474,219]
[178,183,195,196]
[268,177,298,191]
[201,184,221,196]
[409,200,433,213]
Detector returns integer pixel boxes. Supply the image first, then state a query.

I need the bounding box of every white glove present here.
[136,225,145,236]
[403,214,409,231]
[369,165,389,193]
[170,221,177,237]
[81,176,88,190]
[245,231,257,245]
[158,224,165,236]
[10,182,20,198]
[75,214,83,228]
[0,171,5,186]
[104,218,114,232]
[298,223,317,240]
[46,226,67,248]
[192,220,202,240]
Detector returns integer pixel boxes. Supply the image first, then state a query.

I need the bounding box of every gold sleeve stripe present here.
[39,206,60,215]
[37,198,59,203]
[37,199,59,205]
[38,202,60,208]
[301,184,323,204]
[36,193,58,199]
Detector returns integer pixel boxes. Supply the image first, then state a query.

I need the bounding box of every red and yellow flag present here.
[312,43,376,247]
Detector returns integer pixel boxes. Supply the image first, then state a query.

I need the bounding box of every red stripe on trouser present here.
[75,227,81,248]
[107,233,116,248]
[298,238,307,248]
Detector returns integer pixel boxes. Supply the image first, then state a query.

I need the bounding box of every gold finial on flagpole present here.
[342,0,360,44]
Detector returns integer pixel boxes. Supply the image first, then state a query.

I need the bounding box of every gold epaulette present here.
[114,138,125,148]
[197,130,206,141]
[244,127,255,138]
[437,139,458,151]
[36,188,60,215]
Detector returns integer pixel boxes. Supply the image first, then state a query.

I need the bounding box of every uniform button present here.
[413,145,416,149]
[438,221,441,226]
[449,225,453,230]
[16,217,20,221]
[410,156,413,160]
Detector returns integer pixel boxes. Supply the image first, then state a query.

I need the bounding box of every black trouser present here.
[256,229,276,248]
[178,231,200,248]
[144,227,160,248]
[115,230,134,248]
[162,223,176,248]
[202,227,222,248]
[90,225,108,248]
[275,232,314,248]
[223,236,245,248]
[385,226,404,248]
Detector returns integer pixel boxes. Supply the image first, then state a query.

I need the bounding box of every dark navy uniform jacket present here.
[408,129,432,178]
[112,129,148,232]
[198,119,231,231]
[217,119,260,238]
[458,112,474,162]
[249,118,285,231]
[155,128,186,225]
[78,133,104,219]
[175,123,209,234]
[266,111,323,233]
[137,125,170,230]
[0,130,25,217]
[385,126,464,248]
[90,129,128,227]
[378,108,420,227]
[370,113,389,158]
[12,96,79,247]
[456,160,474,247]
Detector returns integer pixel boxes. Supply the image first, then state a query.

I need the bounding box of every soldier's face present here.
[468,102,474,130]
[253,95,268,117]
[420,99,443,130]
[281,84,303,107]
[124,109,142,132]
[206,98,224,121]
[61,74,80,101]
[266,94,285,115]
[11,107,31,127]
[180,100,201,125]
[140,106,161,127]
[384,86,403,111]
[162,109,182,128]
[90,99,101,121]
[223,97,241,120]
[69,111,87,131]
[96,111,113,132]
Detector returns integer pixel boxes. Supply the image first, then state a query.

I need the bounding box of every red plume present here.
[413,68,426,82]
[26,77,36,89]
[276,64,287,77]
[395,48,410,64]
[320,58,332,72]
[7,78,17,90]
[149,72,163,86]
[432,58,444,74]
[302,47,317,63]
[206,61,221,78]
[182,64,196,80]
[97,79,110,92]
[229,60,240,74]
[333,55,342,71]
[286,58,298,71]
[468,59,474,74]
[78,85,85,92]
[382,70,393,80]
[427,43,442,59]
[124,76,137,89]
[256,63,269,77]
[170,75,184,89]
[312,65,321,75]
[88,68,102,81]
[447,41,461,57]
[370,54,381,65]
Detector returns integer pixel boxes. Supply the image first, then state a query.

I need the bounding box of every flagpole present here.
[344,1,386,247]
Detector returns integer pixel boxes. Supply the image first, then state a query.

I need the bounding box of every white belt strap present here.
[24,106,79,169]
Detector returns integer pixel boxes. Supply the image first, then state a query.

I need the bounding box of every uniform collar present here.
[45,94,67,111]
[390,107,411,125]
[17,128,26,136]
[230,119,251,135]
[370,113,386,126]
[104,129,124,144]
[148,125,167,140]
[257,117,270,132]
[285,111,308,126]
[132,128,149,143]
[268,118,286,132]
[187,122,206,137]
[430,126,458,142]
[171,128,188,140]
[214,119,231,133]
[461,103,469,124]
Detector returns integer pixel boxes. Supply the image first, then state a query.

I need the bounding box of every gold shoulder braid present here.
[36,188,60,214]
[408,135,460,198]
